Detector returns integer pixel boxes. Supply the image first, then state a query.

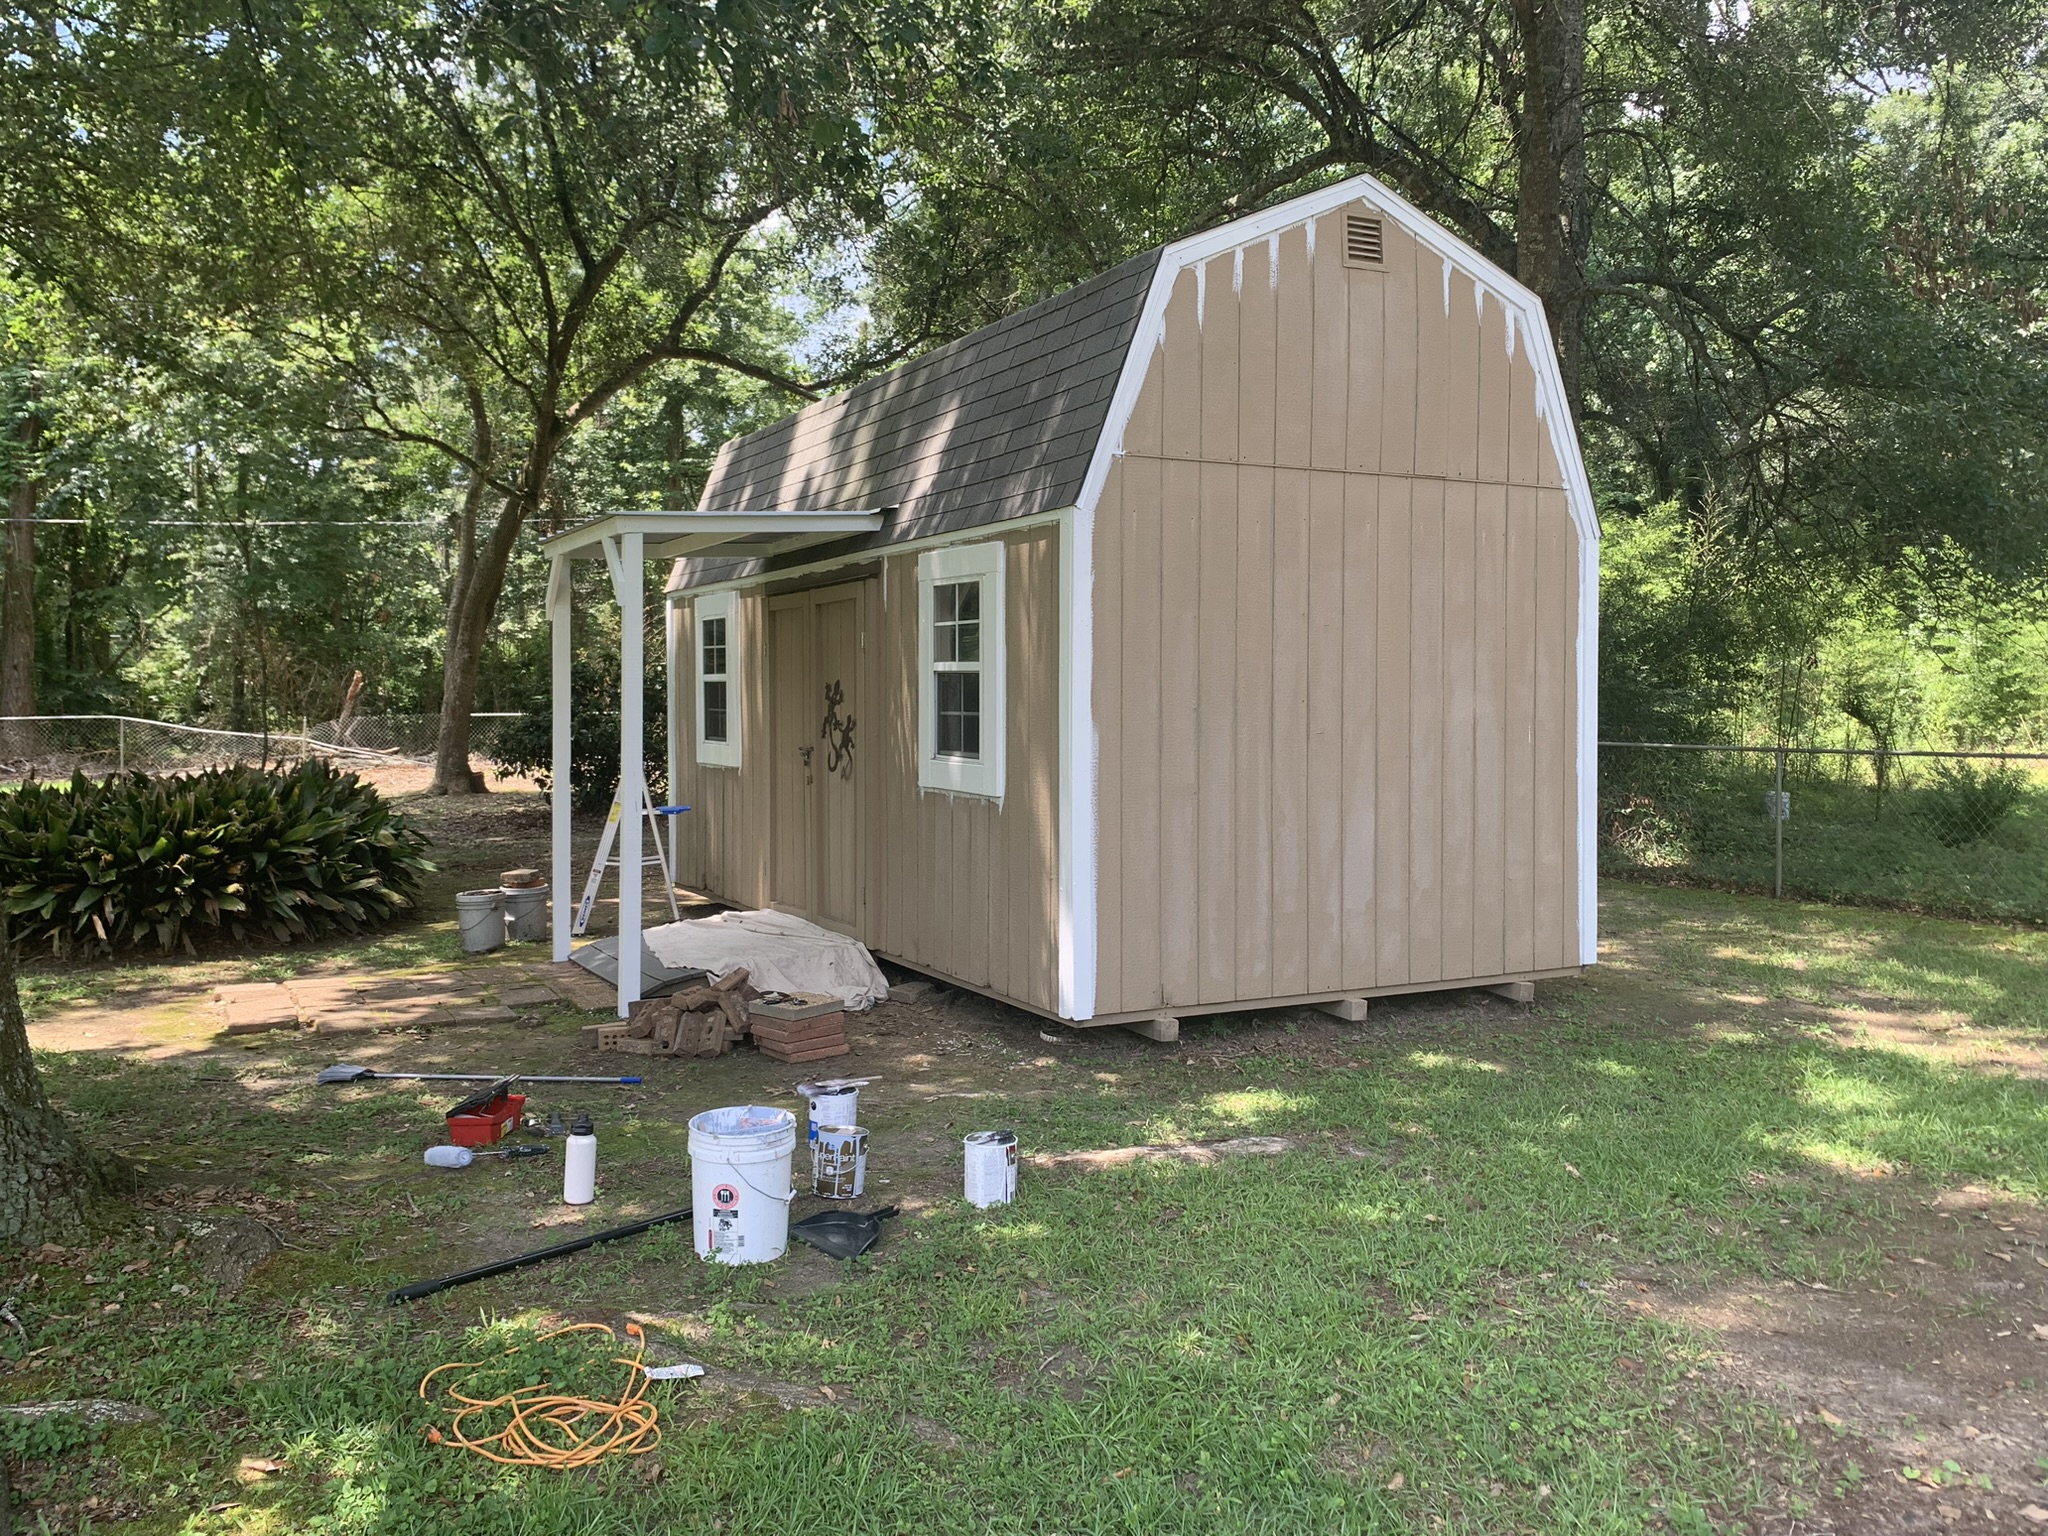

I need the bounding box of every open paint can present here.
[798,1079,863,1144]
[963,1130,1018,1208]
[812,1124,868,1200]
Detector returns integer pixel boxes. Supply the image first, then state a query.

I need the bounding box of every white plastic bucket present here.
[813,1125,867,1200]
[964,1130,1018,1208]
[500,881,548,943]
[455,889,505,953]
[800,1082,861,1144]
[688,1106,797,1264]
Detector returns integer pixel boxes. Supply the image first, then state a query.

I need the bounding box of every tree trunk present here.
[0,411,40,759]
[430,388,504,795]
[0,918,122,1249]
[1508,0,1590,412]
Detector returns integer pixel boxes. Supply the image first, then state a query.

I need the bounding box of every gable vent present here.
[1342,213,1385,268]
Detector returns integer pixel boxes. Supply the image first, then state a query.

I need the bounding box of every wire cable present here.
[418,1321,661,1469]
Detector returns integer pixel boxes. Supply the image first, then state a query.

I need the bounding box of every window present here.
[917,542,1004,798]
[694,590,741,767]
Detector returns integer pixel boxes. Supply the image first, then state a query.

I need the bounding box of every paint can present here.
[687,1106,797,1264]
[812,1124,868,1200]
[963,1130,1018,1209]
[798,1080,862,1144]
[454,889,505,953]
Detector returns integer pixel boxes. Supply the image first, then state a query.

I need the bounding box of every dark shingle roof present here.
[672,249,1161,588]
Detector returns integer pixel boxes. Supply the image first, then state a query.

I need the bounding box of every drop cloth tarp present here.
[641,910,890,1011]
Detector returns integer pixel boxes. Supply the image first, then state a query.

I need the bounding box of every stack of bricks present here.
[748,995,849,1063]
[596,969,757,1058]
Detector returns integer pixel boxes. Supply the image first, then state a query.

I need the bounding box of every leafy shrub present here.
[488,659,666,811]
[0,760,431,955]
[1917,761,2028,847]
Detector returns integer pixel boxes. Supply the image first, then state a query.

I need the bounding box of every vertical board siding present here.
[1093,197,1584,1014]
[1196,461,1239,1002]
[684,524,1061,1016]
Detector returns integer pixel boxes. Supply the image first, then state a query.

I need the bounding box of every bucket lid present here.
[689,1105,797,1138]
[964,1130,1017,1146]
[501,867,544,887]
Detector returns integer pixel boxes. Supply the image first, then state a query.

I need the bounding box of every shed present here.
[544,172,1598,1030]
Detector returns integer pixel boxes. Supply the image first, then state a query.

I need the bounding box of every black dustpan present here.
[791,1206,899,1261]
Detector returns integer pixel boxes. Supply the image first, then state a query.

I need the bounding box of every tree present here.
[0,917,121,1247]
[4,0,963,791]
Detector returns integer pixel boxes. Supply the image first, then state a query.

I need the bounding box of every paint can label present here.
[812,1126,868,1200]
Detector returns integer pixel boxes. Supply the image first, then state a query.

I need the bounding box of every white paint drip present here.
[1195,262,1206,326]
[1475,279,1488,321]
[1305,218,1316,260]
[1232,247,1244,295]
[1268,235,1280,290]
[1442,256,1453,315]
[1506,311,1517,360]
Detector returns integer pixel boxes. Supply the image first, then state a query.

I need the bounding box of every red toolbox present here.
[445,1084,526,1147]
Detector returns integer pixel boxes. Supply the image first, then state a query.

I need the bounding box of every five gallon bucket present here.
[688,1106,797,1264]
[964,1130,1018,1208]
[455,889,505,954]
[812,1125,868,1200]
[499,879,549,943]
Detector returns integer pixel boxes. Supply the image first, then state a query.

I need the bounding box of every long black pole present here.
[387,1206,691,1305]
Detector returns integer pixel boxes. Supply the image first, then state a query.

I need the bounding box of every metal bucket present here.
[812,1125,868,1200]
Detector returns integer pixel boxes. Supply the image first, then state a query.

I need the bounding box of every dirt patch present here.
[1626,1188,2048,1533]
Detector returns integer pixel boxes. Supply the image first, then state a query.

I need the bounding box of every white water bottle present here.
[563,1113,596,1205]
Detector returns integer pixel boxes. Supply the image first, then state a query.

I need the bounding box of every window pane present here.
[935,670,980,759]
[702,679,727,742]
[933,579,982,664]
[702,616,726,678]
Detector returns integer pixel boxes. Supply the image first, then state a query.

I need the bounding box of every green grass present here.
[1600,758,2048,922]
[6,882,2047,1533]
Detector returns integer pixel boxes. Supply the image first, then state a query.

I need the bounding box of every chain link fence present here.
[0,714,525,783]
[1600,741,2048,923]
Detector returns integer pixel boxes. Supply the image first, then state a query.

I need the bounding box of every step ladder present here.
[571,774,692,937]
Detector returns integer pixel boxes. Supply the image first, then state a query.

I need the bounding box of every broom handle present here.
[369,1071,643,1085]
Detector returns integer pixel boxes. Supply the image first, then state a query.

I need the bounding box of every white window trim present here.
[917,542,1005,799]
[693,590,741,768]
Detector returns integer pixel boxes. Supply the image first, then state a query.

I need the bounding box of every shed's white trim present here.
[1068,173,1603,1019]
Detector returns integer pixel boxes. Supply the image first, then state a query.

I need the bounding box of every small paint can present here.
[963,1130,1018,1209]
[812,1124,868,1200]
[798,1080,862,1144]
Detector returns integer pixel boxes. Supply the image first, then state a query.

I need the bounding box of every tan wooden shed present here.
[643,173,1597,1033]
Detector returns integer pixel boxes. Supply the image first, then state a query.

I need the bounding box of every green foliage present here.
[487,660,667,811]
[0,761,431,955]
[1918,761,2028,847]
[0,1410,101,1462]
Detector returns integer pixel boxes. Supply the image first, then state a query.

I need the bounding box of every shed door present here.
[767,581,868,931]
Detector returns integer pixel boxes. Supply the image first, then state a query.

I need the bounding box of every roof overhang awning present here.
[540,507,886,565]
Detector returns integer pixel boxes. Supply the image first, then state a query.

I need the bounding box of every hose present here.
[418,1322,661,1469]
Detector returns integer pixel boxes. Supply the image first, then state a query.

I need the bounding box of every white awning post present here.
[612,532,644,1017]
[665,592,682,878]
[547,555,573,963]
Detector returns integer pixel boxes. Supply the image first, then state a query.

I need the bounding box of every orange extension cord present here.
[418,1321,661,1468]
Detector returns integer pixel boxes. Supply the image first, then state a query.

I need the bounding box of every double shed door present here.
[768,580,873,932]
